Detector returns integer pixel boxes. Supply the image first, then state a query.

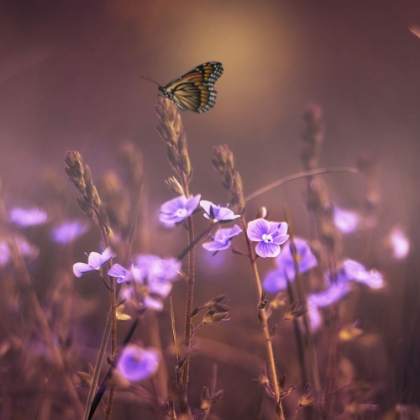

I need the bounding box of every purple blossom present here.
[0,235,40,266]
[202,225,242,252]
[114,255,180,311]
[330,259,384,290]
[200,200,240,222]
[390,229,410,259]
[136,255,181,286]
[108,263,140,284]
[159,194,201,227]
[73,247,116,277]
[263,238,317,293]
[53,221,88,243]
[10,207,48,227]
[117,345,159,382]
[120,286,165,312]
[307,282,351,331]
[136,255,180,298]
[308,283,351,308]
[247,219,289,258]
[333,206,360,234]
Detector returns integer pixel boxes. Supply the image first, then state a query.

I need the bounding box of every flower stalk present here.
[65,151,119,420]
[155,97,196,412]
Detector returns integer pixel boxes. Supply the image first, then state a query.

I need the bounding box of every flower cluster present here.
[109,255,181,311]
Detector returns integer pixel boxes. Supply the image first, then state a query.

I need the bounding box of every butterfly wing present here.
[159,62,223,113]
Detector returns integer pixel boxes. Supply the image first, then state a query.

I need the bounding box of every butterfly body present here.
[159,62,223,113]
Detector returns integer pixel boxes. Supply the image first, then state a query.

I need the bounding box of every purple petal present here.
[100,247,116,265]
[247,218,269,241]
[226,225,242,238]
[73,262,94,277]
[117,345,159,382]
[255,242,280,258]
[308,303,322,330]
[185,194,201,213]
[263,269,288,292]
[87,252,102,269]
[10,207,48,227]
[53,221,88,243]
[0,242,10,266]
[144,296,164,311]
[216,207,240,221]
[334,207,359,234]
[203,240,230,251]
[276,238,317,278]
[160,195,188,215]
[108,264,131,283]
[308,283,350,308]
[390,229,410,259]
[200,200,215,216]
[149,281,173,297]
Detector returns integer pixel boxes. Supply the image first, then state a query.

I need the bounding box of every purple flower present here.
[53,221,88,243]
[10,207,48,227]
[389,229,410,259]
[73,247,116,277]
[202,225,242,252]
[121,286,166,311]
[263,238,317,293]
[330,259,384,290]
[333,206,360,234]
[108,263,140,284]
[136,255,181,286]
[308,283,351,308]
[247,219,289,258]
[135,255,181,298]
[200,200,240,222]
[0,235,40,267]
[117,345,159,382]
[159,195,201,227]
[306,282,352,331]
[114,255,180,311]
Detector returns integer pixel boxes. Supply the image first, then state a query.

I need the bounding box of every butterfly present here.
[153,62,224,113]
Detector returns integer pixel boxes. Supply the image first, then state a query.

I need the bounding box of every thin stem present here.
[285,276,308,386]
[244,167,358,203]
[240,216,285,419]
[177,225,212,261]
[180,214,195,413]
[82,310,113,420]
[104,275,118,420]
[286,215,321,395]
[84,209,119,420]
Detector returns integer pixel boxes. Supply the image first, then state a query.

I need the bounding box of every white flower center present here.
[262,233,273,243]
[175,208,187,218]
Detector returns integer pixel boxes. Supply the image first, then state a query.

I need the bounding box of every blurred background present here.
[1,0,420,418]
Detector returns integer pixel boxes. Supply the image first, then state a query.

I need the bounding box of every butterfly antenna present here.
[139,74,161,87]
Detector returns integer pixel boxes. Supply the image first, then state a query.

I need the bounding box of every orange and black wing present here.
[159,62,223,113]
